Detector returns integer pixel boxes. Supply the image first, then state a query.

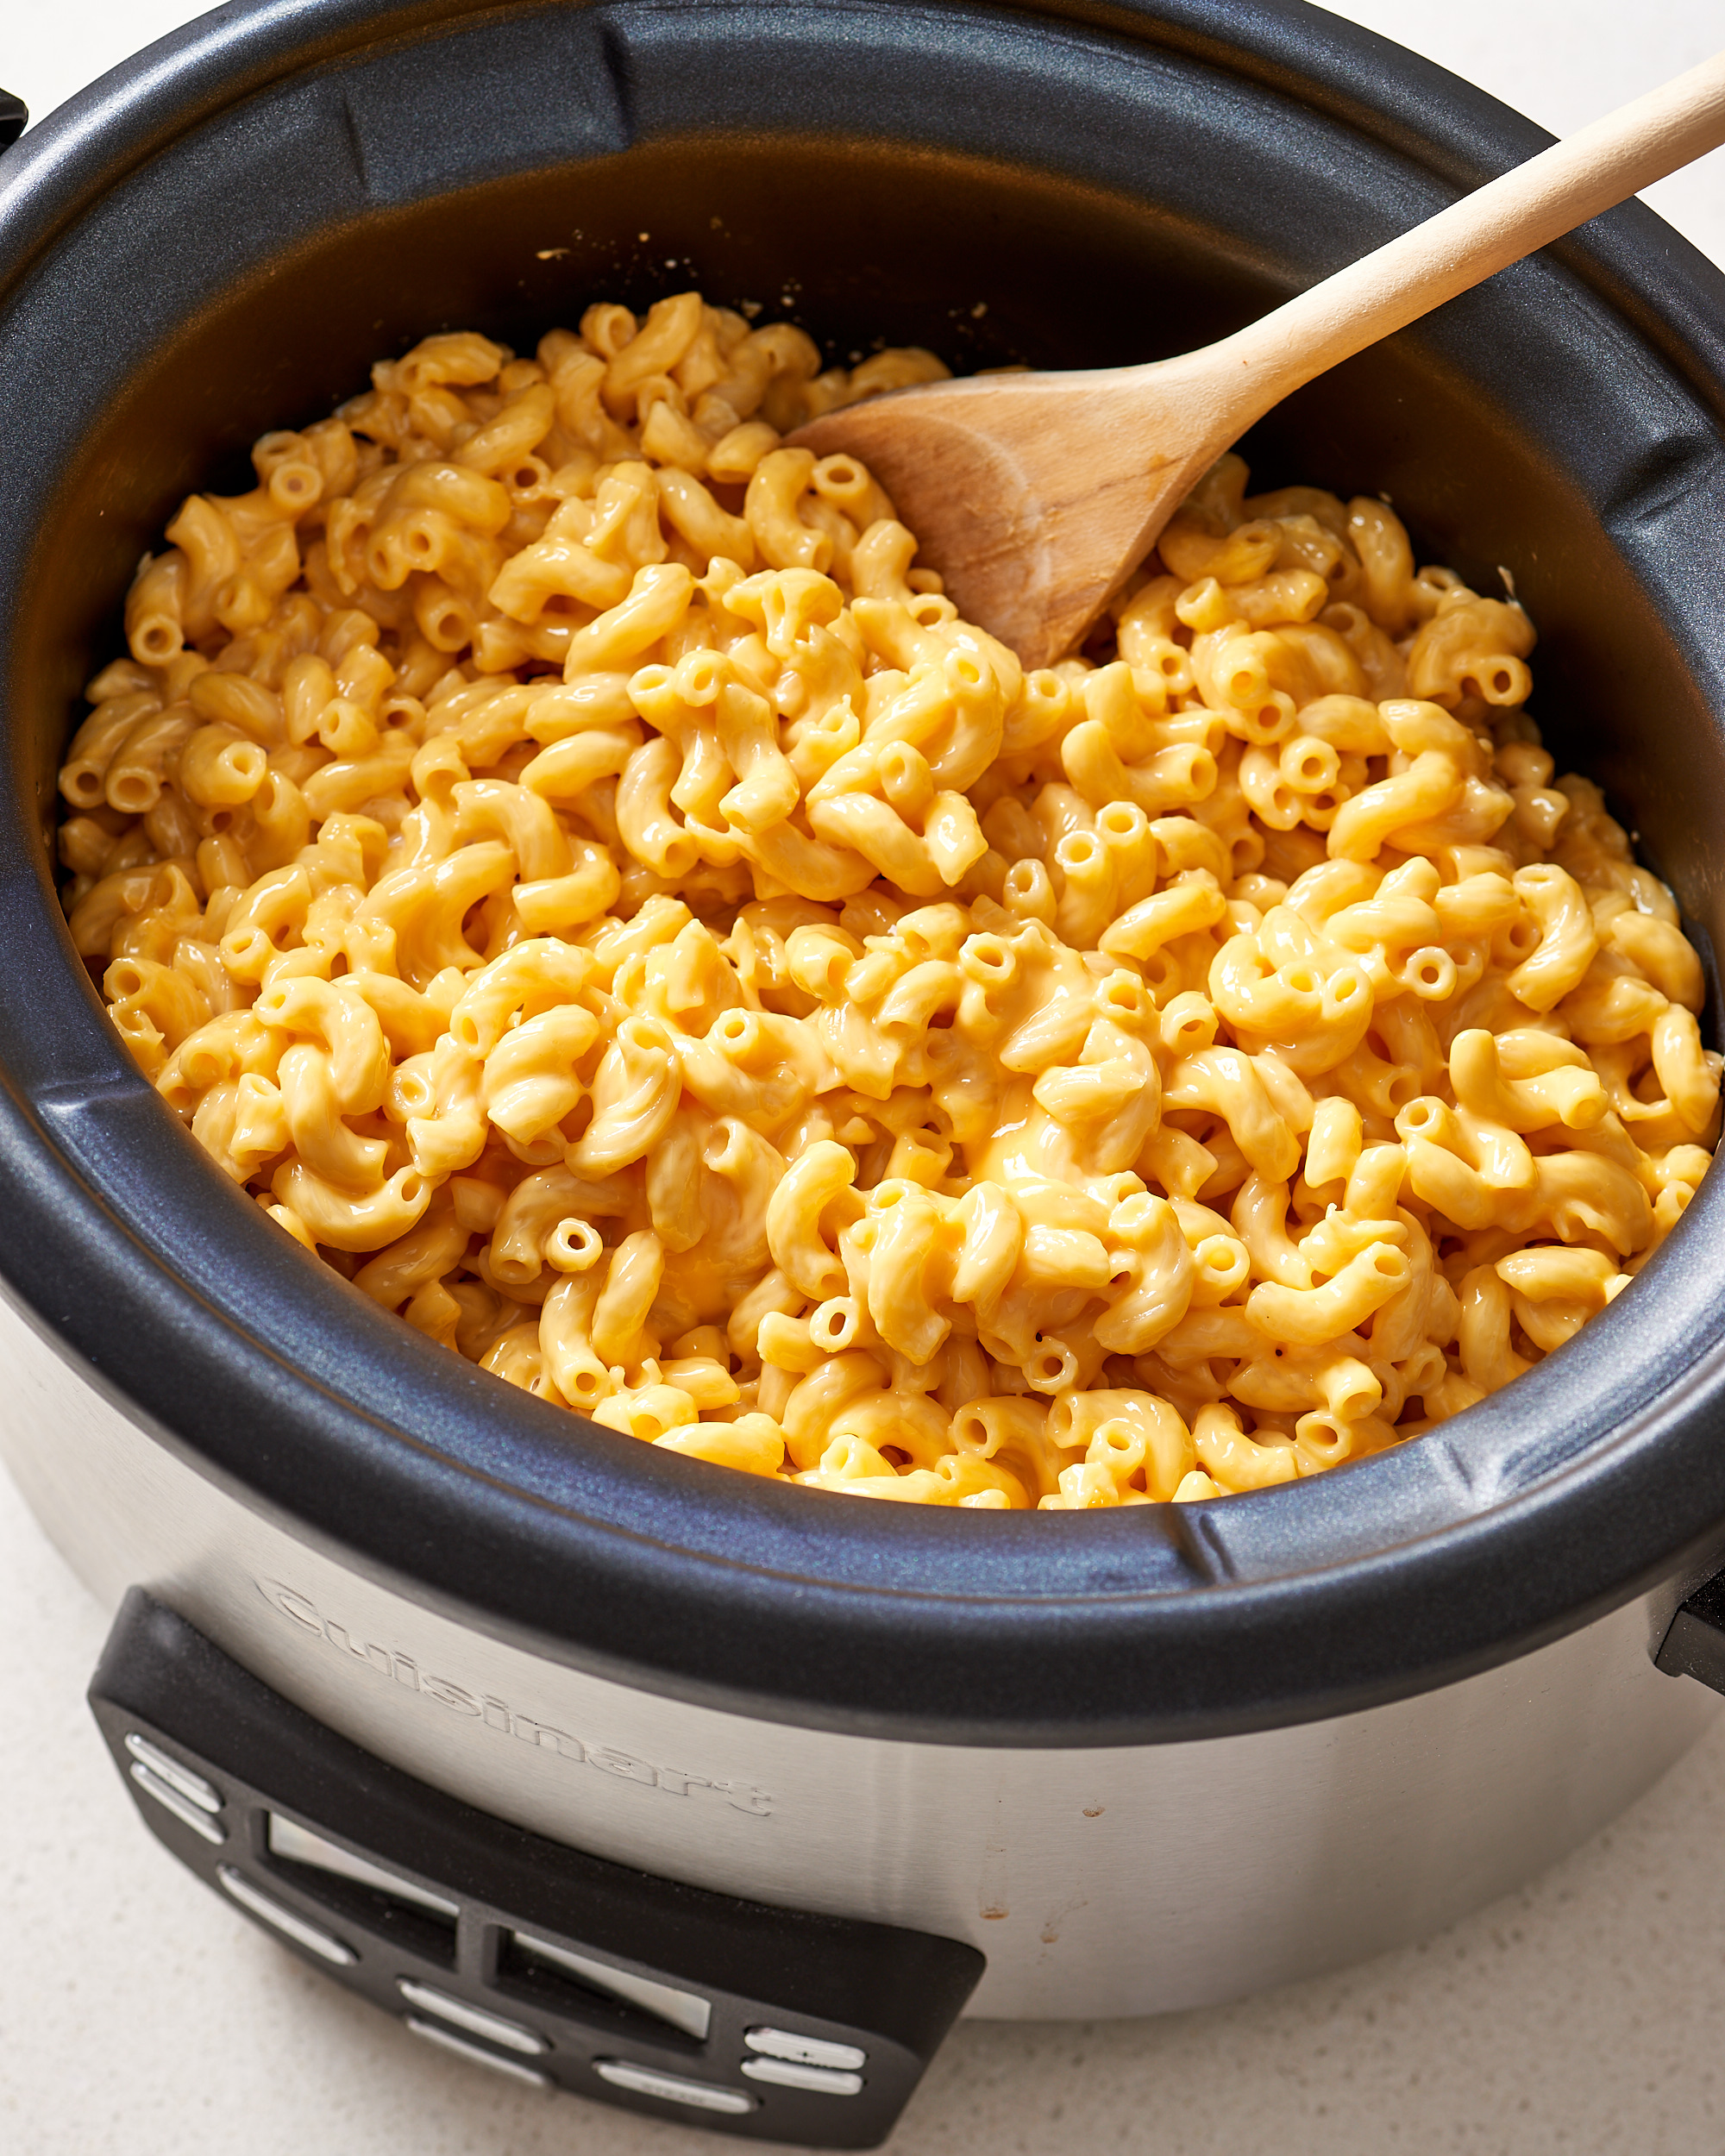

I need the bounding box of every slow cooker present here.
[4,0,1725,2143]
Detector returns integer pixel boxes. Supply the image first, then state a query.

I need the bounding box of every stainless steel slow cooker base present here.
[8,3,1725,2136]
[4,1288,1714,2024]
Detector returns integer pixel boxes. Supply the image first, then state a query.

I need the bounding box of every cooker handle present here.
[1656,1570,1725,1690]
[88,1589,982,2146]
[0,91,26,151]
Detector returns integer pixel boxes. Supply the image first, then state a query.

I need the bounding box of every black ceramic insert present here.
[3,0,1725,1745]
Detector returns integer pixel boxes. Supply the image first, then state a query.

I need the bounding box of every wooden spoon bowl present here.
[794,47,1725,668]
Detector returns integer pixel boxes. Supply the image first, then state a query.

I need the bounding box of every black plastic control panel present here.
[1656,1568,1725,1695]
[91,1591,982,2147]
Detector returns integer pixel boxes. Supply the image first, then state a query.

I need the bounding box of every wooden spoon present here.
[792,47,1725,668]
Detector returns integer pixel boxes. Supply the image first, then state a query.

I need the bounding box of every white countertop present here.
[4,4,1725,2151]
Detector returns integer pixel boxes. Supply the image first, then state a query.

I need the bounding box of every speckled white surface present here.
[4,3,1725,2151]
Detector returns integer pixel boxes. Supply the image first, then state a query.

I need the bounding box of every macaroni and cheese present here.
[57,292,1721,1509]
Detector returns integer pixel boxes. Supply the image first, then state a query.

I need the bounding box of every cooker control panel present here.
[89,1591,982,2147]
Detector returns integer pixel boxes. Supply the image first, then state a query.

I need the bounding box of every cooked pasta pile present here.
[58,291,1720,1509]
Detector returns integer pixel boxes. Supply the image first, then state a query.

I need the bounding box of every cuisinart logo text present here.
[254,1579,773,1816]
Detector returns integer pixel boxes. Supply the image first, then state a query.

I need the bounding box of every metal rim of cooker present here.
[2,0,1723,1750]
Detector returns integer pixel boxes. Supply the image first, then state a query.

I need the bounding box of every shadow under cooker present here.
[5,0,1725,2139]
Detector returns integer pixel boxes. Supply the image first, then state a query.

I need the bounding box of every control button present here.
[742,2056,865,2096]
[129,1762,225,1846]
[745,2026,869,2071]
[217,1866,355,1967]
[404,2016,551,2089]
[397,1979,547,2056]
[124,1733,221,1813]
[593,2060,754,2115]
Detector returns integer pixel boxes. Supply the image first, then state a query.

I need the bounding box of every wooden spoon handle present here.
[1191,44,1725,430]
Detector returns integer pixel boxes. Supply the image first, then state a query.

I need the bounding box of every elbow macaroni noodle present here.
[59,292,1721,1510]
